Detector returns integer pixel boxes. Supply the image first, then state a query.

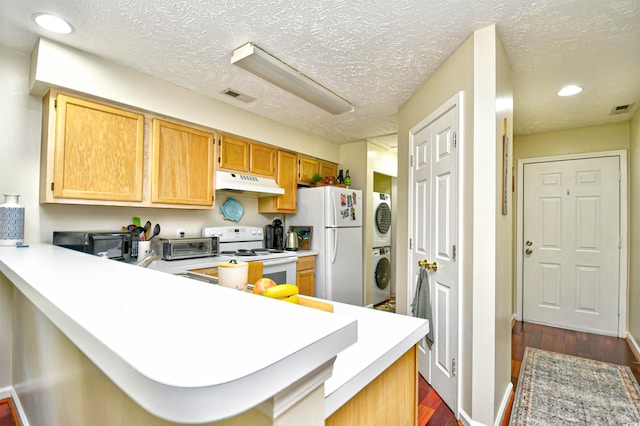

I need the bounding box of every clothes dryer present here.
[372,247,391,305]
[373,192,391,247]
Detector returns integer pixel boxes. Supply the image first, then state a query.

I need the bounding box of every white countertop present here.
[0,244,428,423]
[0,244,357,423]
[323,301,428,418]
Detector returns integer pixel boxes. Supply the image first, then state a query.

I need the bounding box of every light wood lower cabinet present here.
[326,345,418,425]
[296,255,316,297]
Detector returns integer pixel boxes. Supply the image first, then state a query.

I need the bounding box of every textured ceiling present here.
[1,0,639,144]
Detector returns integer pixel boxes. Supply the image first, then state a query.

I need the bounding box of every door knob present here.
[525,248,533,255]
[418,259,438,271]
[526,240,533,246]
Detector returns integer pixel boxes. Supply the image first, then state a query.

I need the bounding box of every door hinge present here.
[54,99,57,108]
[409,238,412,250]
[453,132,457,148]
[452,244,456,261]
[50,182,54,191]
[452,358,456,376]
[410,154,414,167]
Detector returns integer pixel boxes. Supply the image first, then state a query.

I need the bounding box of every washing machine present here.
[372,247,392,305]
[373,192,391,247]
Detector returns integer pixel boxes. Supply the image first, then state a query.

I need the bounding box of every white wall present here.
[397,25,513,425]
[338,142,397,306]
[627,109,640,346]
[0,41,343,245]
[512,122,631,318]
[398,30,476,419]
[0,40,341,425]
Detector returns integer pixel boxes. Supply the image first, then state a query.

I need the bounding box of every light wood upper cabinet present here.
[40,90,215,209]
[218,135,277,178]
[218,135,250,172]
[319,161,338,180]
[49,93,145,202]
[259,150,298,213]
[250,143,277,178]
[298,155,339,185]
[151,119,214,206]
[298,155,320,184]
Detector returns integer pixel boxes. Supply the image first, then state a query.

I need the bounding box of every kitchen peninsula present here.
[0,245,428,425]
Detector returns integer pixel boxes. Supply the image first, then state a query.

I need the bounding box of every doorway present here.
[408,93,460,413]
[516,151,628,337]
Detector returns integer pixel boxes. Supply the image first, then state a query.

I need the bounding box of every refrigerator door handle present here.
[331,228,338,264]
[330,193,337,227]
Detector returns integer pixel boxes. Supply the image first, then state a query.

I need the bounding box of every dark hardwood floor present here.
[418,321,640,426]
[511,321,640,388]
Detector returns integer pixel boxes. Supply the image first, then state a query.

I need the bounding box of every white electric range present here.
[201,225,298,284]
[148,226,298,284]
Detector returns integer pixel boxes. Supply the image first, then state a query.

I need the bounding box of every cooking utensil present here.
[148,224,160,241]
[143,220,151,239]
[217,259,248,290]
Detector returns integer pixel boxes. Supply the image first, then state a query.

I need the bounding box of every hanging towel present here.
[411,266,434,348]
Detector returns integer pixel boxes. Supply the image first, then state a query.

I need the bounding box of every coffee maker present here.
[265,218,284,250]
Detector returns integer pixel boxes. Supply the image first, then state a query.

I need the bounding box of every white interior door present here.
[409,96,459,413]
[522,156,621,336]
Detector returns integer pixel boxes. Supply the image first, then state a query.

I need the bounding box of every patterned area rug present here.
[510,347,640,425]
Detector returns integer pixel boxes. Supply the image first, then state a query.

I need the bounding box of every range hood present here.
[215,171,285,196]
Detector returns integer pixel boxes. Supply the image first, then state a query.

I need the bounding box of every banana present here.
[282,294,299,304]
[262,284,299,299]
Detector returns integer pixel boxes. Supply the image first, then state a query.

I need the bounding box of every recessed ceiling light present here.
[32,13,73,34]
[557,85,583,97]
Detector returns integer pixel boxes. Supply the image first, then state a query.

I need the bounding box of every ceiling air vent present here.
[609,103,635,115]
[221,88,256,104]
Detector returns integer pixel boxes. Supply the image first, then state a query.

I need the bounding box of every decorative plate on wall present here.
[220,197,244,222]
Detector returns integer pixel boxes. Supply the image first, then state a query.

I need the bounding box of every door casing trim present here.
[515,150,628,337]
[407,91,462,416]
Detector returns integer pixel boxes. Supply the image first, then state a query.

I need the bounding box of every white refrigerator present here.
[287,186,363,306]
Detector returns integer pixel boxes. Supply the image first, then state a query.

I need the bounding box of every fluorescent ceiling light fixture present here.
[231,43,354,115]
[557,85,583,97]
[32,13,73,34]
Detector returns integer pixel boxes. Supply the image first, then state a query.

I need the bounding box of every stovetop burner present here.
[221,248,286,256]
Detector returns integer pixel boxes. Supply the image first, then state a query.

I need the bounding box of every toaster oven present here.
[155,237,219,261]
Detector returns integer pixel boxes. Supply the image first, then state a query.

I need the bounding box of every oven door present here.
[261,257,297,285]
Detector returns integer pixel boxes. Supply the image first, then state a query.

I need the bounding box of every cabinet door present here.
[319,161,338,179]
[250,143,277,177]
[259,150,298,213]
[296,255,316,297]
[53,94,144,201]
[219,135,250,172]
[297,269,315,297]
[275,150,298,211]
[151,119,214,206]
[298,155,319,184]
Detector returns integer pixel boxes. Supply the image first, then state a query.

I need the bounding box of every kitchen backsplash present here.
[38,194,281,244]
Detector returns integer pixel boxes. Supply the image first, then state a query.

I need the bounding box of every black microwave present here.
[53,231,132,261]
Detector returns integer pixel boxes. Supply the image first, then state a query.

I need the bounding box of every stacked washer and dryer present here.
[372,192,392,305]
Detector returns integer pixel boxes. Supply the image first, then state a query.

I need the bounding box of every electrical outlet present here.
[176,228,186,238]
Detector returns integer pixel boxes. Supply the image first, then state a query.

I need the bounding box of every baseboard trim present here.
[456,382,513,426]
[495,382,513,426]
[626,332,640,362]
[0,386,29,426]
